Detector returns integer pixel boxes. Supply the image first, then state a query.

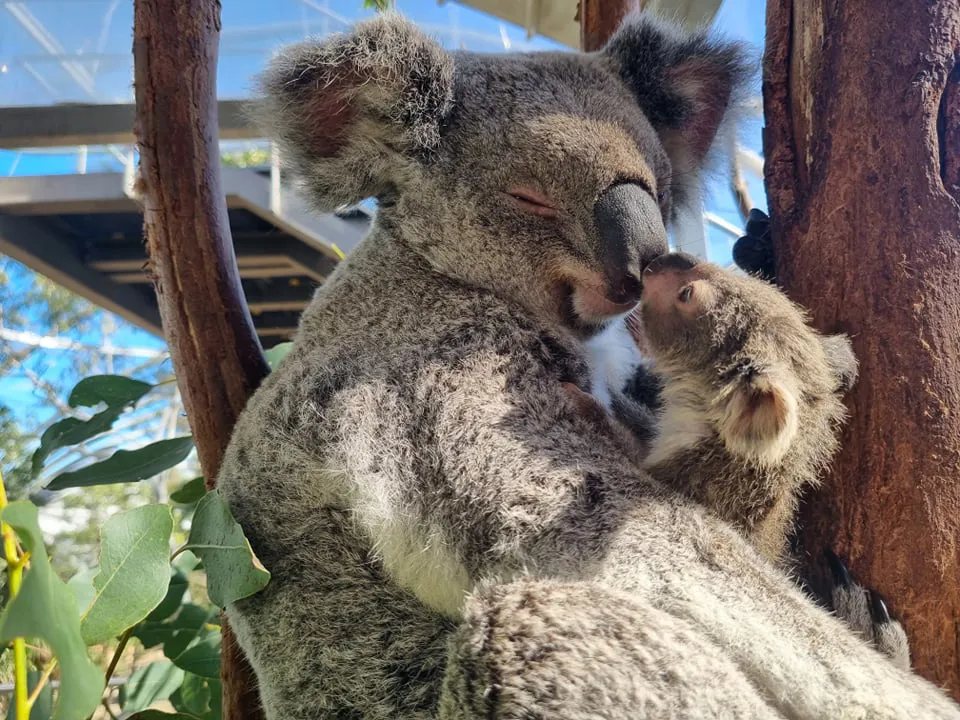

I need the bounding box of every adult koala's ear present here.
[819,334,859,393]
[601,13,753,218]
[251,13,454,210]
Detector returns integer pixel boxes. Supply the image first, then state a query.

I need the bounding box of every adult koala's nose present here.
[594,183,669,304]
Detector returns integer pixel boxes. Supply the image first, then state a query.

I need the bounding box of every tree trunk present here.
[133,1,269,717]
[578,0,641,52]
[764,0,960,698]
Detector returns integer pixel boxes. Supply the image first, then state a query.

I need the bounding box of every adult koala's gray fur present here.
[219,11,960,719]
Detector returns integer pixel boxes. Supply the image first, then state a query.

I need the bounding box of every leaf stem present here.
[0,469,29,720]
[26,659,57,708]
[103,626,134,687]
[169,543,187,561]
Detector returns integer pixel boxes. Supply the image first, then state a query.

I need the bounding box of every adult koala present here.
[219,11,960,719]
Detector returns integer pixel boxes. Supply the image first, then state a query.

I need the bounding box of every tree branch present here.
[133,0,269,717]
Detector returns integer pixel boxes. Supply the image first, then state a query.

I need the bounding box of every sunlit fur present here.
[219,13,959,720]
[630,258,855,564]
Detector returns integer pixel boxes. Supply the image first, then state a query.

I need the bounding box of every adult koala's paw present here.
[732,208,776,282]
[824,550,911,671]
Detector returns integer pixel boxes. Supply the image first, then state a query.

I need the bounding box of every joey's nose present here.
[643,252,700,276]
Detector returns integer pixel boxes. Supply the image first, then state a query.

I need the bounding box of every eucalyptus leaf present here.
[264,341,293,370]
[146,568,190,622]
[130,712,202,720]
[32,376,156,476]
[68,375,154,408]
[172,673,211,717]
[66,566,98,616]
[172,549,200,574]
[161,604,216,659]
[170,477,207,504]
[46,437,194,490]
[183,489,270,607]
[121,660,185,713]
[81,505,173,645]
[31,406,124,476]
[5,670,54,720]
[0,502,104,720]
[133,597,205,649]
[172,675,221,720]
[168,632,221,679]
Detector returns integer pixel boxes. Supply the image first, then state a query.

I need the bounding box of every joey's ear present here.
[819,334,859,392]
[602,13,753,216]
[715,368,799,465]
[251,13,454,210]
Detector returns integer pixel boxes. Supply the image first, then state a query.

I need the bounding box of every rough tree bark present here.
[764,0,960,698]
[577,0,641,52]
[133,0,269,717]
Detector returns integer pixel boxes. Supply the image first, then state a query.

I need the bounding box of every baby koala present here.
[619,252,857,565]
[572,252,914,669]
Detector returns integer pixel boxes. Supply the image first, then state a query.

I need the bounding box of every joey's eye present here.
[678,285,694,303]
[505,187,559,218]
[656,189,666,204]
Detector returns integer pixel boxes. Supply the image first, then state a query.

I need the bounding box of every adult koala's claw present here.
[823,549,912,669]
[868,590,892,625]
[824,548,851,589]
[732,208,776,282]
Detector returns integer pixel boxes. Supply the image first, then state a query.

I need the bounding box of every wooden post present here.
[764,0,960,698]
[133,0,270,717]
[577,0,641,52]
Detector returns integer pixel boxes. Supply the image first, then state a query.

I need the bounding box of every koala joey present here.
[579,252,911,669]
[218,11,959,719]
[633,251,857,564]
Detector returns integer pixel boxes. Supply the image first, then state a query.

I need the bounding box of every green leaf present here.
[31,376,155,475]
[121,660,185,713]
[80,505,173,645]
[264,342,293,370]
[170,477,207,504]
[66,566,98,616]
[172,549,200,574]
[131,712,202,720]
[6,670,54,720]
[46,437,195,490]
[133,619,176,650]
[0,502,104,720]
[146,568,190,622]
[68,375,154,409]
[172,674,210,717]
[32,406,123,475]
[172,675,221,720]
[183,490,270,607]
[169,632,221,678]
[161,604,216,658]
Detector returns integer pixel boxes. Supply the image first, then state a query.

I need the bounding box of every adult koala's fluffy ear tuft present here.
[251,13,454,210]
[601,13,754,218]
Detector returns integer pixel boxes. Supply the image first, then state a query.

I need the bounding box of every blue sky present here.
[0,0,767,438]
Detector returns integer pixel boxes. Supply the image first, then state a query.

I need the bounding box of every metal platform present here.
[0,161,370,348]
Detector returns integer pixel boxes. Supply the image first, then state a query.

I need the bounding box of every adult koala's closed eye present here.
[219,12,960,720]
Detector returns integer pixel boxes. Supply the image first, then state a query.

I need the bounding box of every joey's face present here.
[637,252,858,464]
[638,253,815,374]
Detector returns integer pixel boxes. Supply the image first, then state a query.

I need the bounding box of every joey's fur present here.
[632,253,857,565]
[580,258,912,669]
[218,12,960,719]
